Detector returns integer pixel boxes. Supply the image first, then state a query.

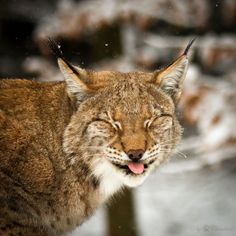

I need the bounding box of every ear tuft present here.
[58,58,91,103]
[183,38,196,56]
[157,56,188,103]
[47,38,92,103]
[47,38,64,59]
[154,39,195,103]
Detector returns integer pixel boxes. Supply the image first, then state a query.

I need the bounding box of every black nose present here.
[127,149,144,161]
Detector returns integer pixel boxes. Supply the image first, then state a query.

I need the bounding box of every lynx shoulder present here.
[0,39,194,235]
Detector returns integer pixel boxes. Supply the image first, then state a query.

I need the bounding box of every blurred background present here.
[0,0,236,235]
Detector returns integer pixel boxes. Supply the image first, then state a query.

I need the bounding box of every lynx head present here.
[49,39,194,189]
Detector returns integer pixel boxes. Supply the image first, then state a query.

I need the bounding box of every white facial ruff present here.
[92,159,123,199]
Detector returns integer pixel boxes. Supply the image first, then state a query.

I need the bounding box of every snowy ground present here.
[68,157,236,236]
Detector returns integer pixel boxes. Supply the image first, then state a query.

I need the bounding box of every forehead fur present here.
[83,70,174,116]
[87,70,153,86]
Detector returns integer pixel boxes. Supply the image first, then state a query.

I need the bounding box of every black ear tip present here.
[183,37,196,56]
[47,37,64,59]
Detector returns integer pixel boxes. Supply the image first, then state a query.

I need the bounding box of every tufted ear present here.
[154,39,195,104]
[48,38,92,103]
[57,58,92,101]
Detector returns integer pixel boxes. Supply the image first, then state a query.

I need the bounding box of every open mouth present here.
[112,162,149,175]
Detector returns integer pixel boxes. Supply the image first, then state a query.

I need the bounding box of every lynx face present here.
[54,39,193,190]
[85,92,181,187]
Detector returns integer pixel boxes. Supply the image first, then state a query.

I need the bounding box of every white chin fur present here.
[121,174,147,187]
[92,159,149,198]
[109,162,148,188]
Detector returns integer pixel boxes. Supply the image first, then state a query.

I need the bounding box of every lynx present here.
[0,39,194,236]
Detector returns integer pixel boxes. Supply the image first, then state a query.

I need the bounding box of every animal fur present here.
[0,40,194,235]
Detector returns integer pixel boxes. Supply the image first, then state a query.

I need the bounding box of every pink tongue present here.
[128,163,144,174]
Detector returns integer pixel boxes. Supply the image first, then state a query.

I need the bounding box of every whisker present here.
[175,148,188,159]
[67,153,104,160]
[174,151,188,159]
[159,138,180,145]
[159,149,188,159]
[79,146,105,150]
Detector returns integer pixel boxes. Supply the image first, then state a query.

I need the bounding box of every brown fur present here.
[0,43,192,235]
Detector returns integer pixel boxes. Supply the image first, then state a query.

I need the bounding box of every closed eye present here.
[144,114,173,129]
[95,119,122,131]
[160,113,173,118]
[144,119,152,129]
[106,111,122,131]
[112,121,122,131]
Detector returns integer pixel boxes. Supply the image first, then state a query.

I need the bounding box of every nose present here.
[127,149,144,162]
